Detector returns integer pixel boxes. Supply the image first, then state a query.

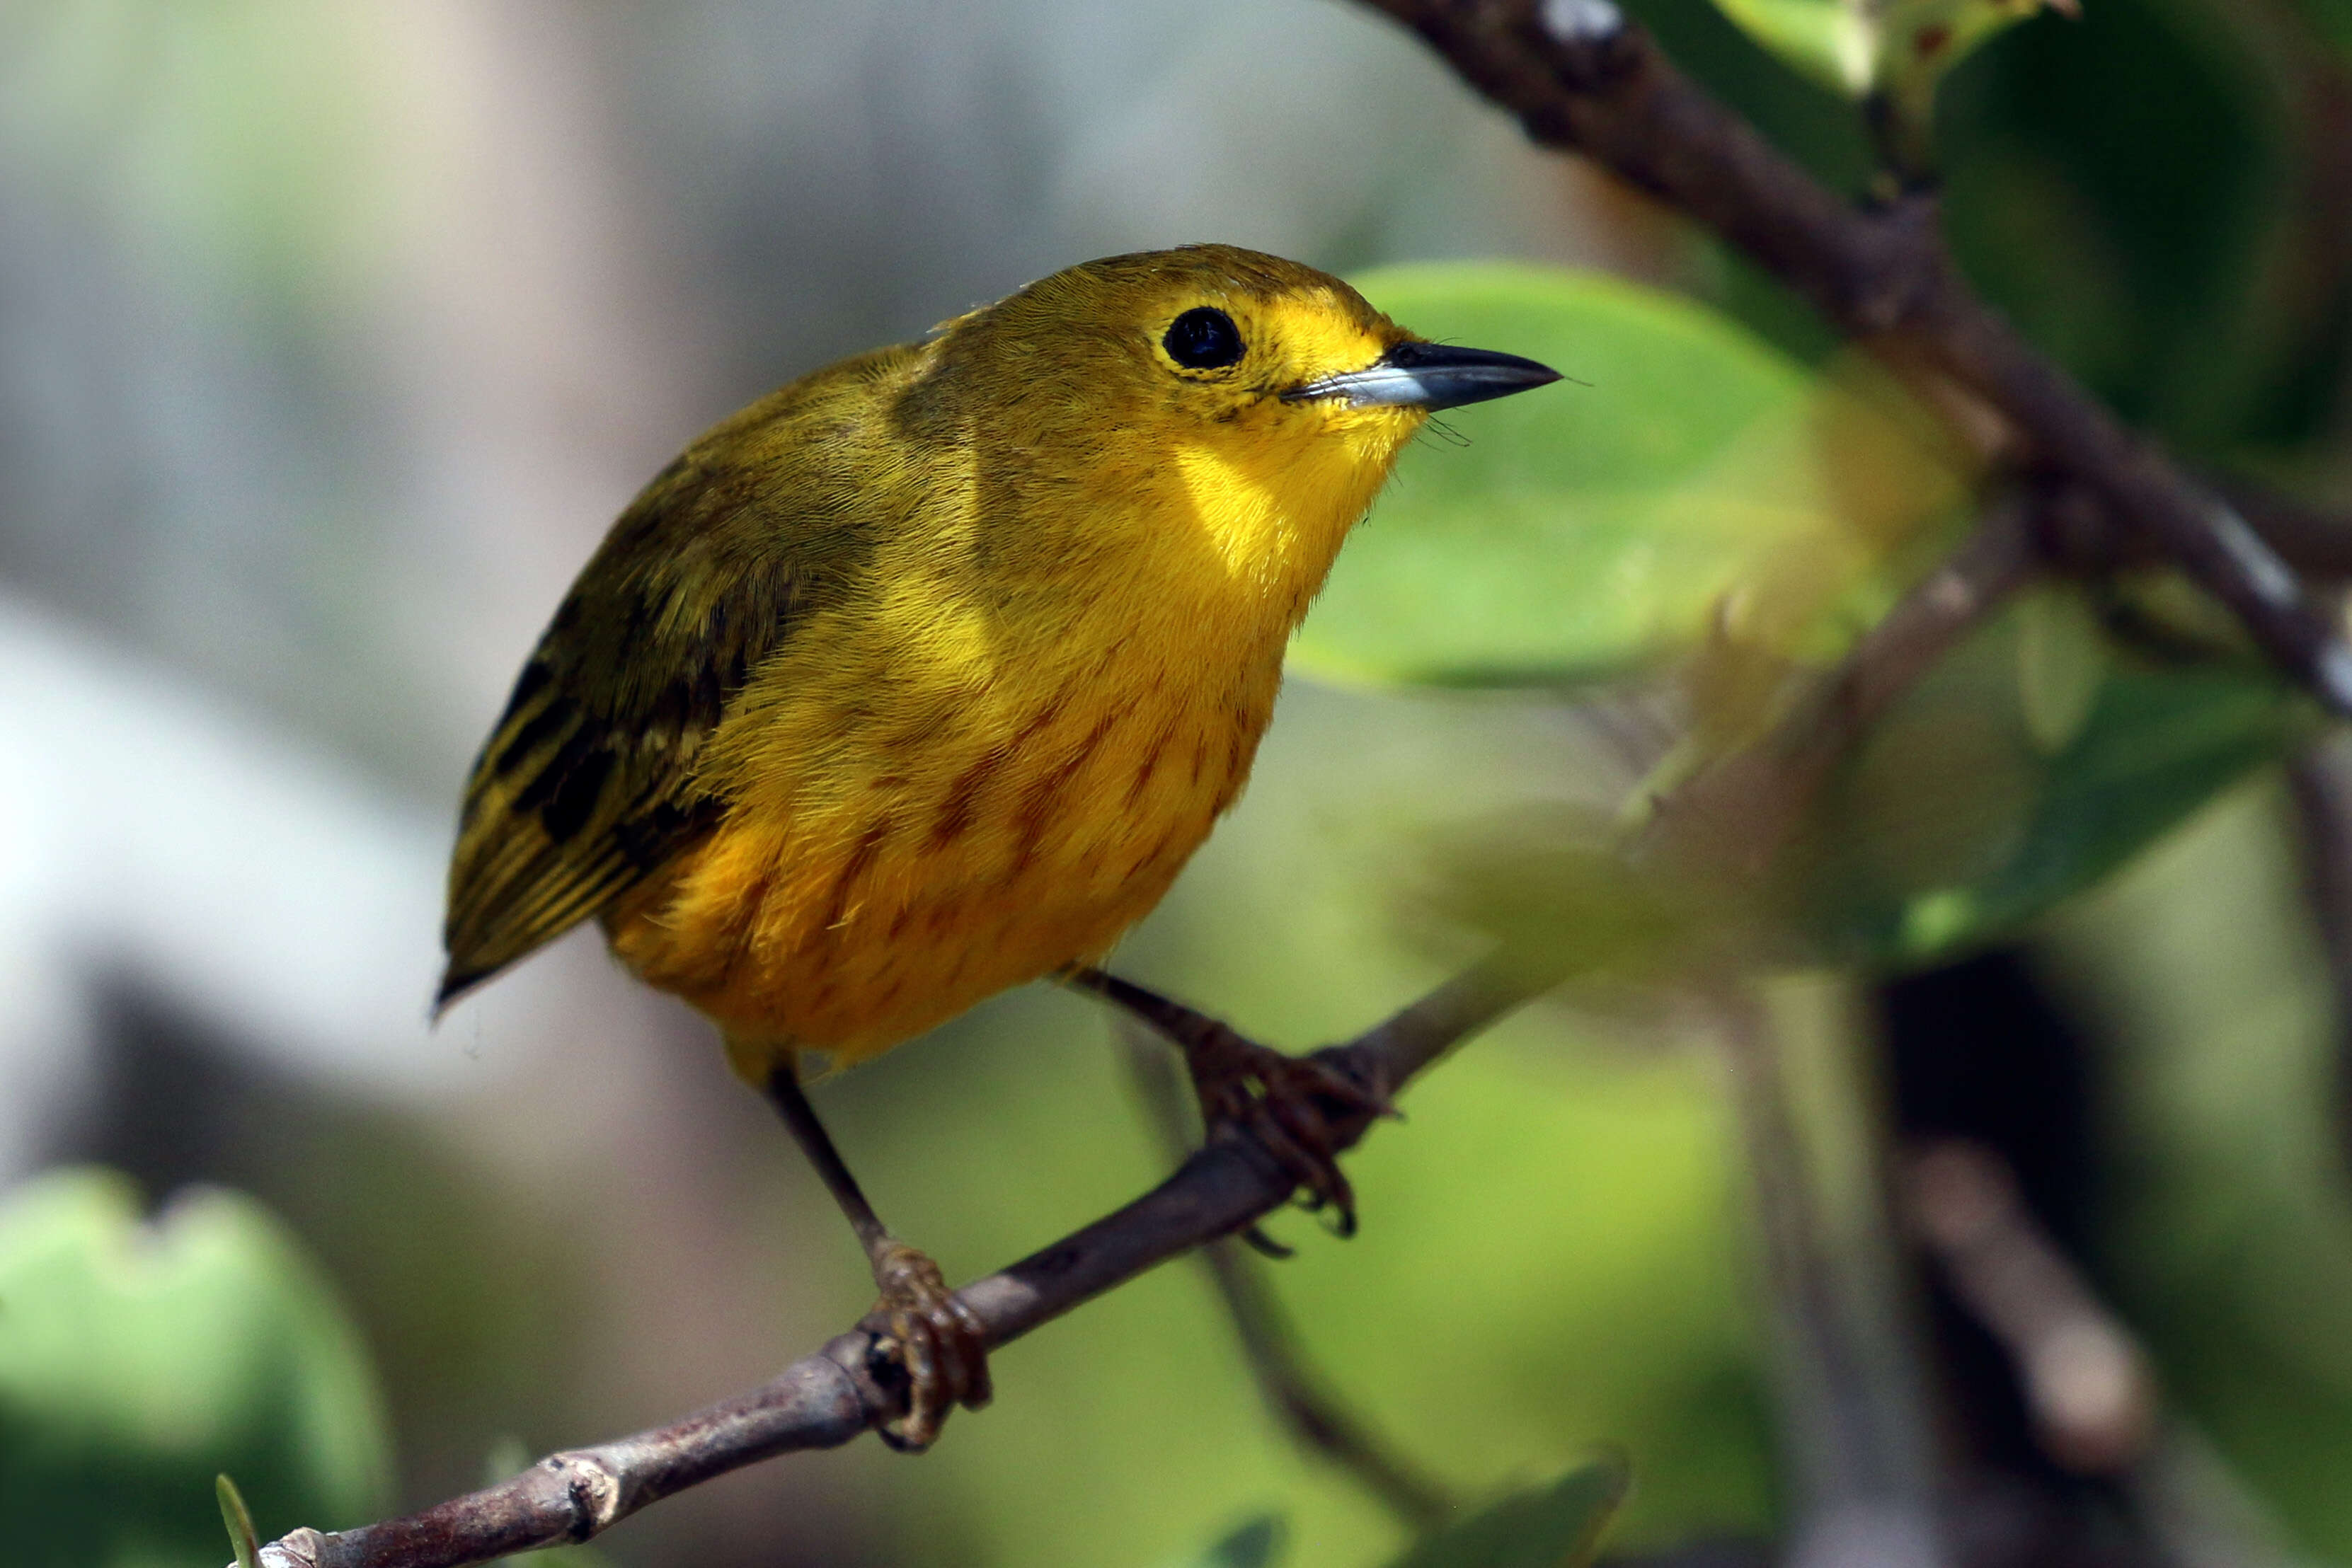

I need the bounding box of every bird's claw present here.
[1183,1025,1390,1237]
[860,1242,991,1451]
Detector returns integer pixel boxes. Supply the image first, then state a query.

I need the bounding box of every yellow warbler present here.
[439,244,1558,1446]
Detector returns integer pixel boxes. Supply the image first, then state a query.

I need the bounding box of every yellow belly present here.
[602,657,1273,1078]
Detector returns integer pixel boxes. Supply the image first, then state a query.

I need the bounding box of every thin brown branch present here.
[1713,987,1944,1568]
[245,964,1530,1568]
[1120,1025,1456,1530]
[2223,479,2352,581]
[1355,0,2352,717]
[1902,1138,2157,1476]
[1895,1129,2318,1568]
[1190,1229,1457,1528]
[1900,1141,2302,1567]
[2286,735,2352,1184]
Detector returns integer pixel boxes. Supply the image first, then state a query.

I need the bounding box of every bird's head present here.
[929,245,1556,457]
[903,245,1559,609]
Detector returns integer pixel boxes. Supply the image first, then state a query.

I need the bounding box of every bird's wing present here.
[437,354,908,1008]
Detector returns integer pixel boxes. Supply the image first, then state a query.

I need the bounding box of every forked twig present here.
[1120,1023,1455,1530]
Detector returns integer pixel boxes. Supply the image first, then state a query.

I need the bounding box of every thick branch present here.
[1121,1025,1456,1528]
[248,964,1529,1568]
[1358,0,2352,717]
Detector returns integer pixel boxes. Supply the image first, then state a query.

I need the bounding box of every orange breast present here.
[602,656,1278,1078]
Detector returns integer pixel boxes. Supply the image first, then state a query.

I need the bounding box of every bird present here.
[438,243,1560,1448]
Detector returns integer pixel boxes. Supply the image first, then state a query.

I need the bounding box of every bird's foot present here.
[859,1241,991,1452]
[1180,1022,1392,1238]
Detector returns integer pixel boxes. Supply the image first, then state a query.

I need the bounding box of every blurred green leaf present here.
[1631,0,2339,453]
[1614,0,1878,198]
[0,1168,391,1568]
[1803,603,2312,966]
[1303,263,1963,687]
[1382,1460,1628,1568]
[1875,0,2077,149]
[2297,0,2352,56]
[2014,581,2106,755]
[216,1475,260,1568]
[1161,1514,1285,1568]
[1425,602,2307,979]
[1937,0,2314,451]
[1704,0,1874,94]
[1700,0,2068,108]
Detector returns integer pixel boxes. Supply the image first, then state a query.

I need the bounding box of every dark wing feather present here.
[437,352,907,1008]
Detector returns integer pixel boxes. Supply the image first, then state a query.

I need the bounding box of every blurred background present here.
[3,1,2351,1565]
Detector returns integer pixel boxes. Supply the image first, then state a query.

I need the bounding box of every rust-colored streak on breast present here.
[1123,824,1181,882]
[1126,720,1178,807]
[1012,691,1073,749]
[1011,710,1121,872]
[930,747,1006,849]
[933,688,1076,850]
[820,819,891,932]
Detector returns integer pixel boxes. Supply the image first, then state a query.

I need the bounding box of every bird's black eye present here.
[1163,306,1244,371]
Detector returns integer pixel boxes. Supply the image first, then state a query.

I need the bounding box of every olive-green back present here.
[437,345,917,1006]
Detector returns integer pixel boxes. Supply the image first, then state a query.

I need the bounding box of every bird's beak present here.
[1285,339,1561,411]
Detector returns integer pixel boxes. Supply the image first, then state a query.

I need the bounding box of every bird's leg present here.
[761,1066,990,1451]
[1069,968,1392,1236]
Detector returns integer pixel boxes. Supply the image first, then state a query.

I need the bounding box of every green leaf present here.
[1161,1515,1285,1568]
[1301,263,1963,688]
[1705,0,1876,95]
[2014,581,2106,755]
[1875,0,2078,136]
[2297,0,2352,57]
[0,1168,391,1568]
[1801,604,2312,967]
[1699,0,2073,107]
[1934,1,2307,447]
[1424,601,2308,979]
[216,1476,260,1568]
[1383,1460,1629,1568]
